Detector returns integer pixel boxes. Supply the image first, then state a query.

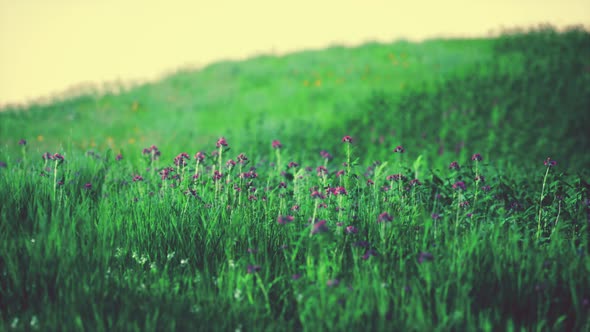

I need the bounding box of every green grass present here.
[1,26,589,331]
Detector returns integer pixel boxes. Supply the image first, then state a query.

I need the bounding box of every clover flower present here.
[342,135,353,143]
[272,140,283,149]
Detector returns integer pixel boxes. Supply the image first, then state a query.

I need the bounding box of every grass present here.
[1,25,589,331]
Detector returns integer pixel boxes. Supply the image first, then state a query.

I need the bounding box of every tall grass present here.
[1,26,589,331]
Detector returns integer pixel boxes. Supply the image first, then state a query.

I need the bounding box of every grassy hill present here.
[1,26,590,331]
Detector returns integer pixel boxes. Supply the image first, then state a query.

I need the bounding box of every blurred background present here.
[1,0,588,106]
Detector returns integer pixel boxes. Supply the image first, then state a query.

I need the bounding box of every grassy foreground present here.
[1,26,590,331]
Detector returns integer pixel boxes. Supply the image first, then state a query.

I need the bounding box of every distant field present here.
[1,26,589,331]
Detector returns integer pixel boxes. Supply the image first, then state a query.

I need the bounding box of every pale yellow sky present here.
[0,0,588,106]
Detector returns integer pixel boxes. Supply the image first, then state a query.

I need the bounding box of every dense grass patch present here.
[1,26,589,331]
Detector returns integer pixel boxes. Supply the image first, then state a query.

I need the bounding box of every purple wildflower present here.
[216,137,228,148]
[236,153,247,164]
[418,252,434,264]
[342,135,353,143]
[0,161,6,168]
[393,145,405,153]
[471,153,483,161]
[292,273,302,280]
[174,153,190,166]
[431,213,441,220]
[18,139,27,145]
[378,212,394,222]
[247,265,261,274]
[277,215,294,225]
[311,220,328,234]
[288,161,299,168]
[84,183,92,190]
[449,161,460,170]
[326,279,340,287]
[452,181,466,191]
[362,249,378,260]
[116,153,123,161]
[42,152,53,160]
[194,151,206,162]
[346,226,358,234]
[132,175,143,182]
[272,140,283,149]
[320,150,333,160]
[544,157,557,167]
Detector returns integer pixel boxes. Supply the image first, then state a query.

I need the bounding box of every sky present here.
[0,0,588,106]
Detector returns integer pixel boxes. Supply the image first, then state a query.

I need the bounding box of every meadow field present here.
[1,26,589,331]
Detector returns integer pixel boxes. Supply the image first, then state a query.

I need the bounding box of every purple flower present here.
[544,157,557,167]
[345,226,358,234]
[194,151,206,161]
[342,135,353,143]
[236,153,247,164]
[159,167,175,180]
[378,212,393,222]
[393,145,405,153]
[0,161,6,168]
[291,205,300,211]
[409,179,422,187]
[418,252,434,264]
[132,175,143,182]
[84,183,92,190]
[353,240,370,248]
[362,249,378,260]
[216,137,228,148]
[449,161,460,170]
[431,213,441,220]
[316,166,328,176]
[292,273,302,280]
[320,150,333,160]
[247,265,261,274]
[327,279,340,287]
[226,159,236,168]
[142,145,161,160]
[452,181,466,191]
[310,190,325,199]
[174,153,190,166]
[288,161,299,168]
[471,153,483,161]
[18,139,27,145]
[116,153,123,161]
[481,185,491,192]
[475,175,485,183]
[277,215,294,225]
[272,140,283,149]
[386,174,406,181]
[311,220,328,234]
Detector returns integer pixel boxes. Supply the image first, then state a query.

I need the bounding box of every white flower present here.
[180,259,188,266]
[228,259,236,268]
[30,238,35,244]
[234,288,243,301]
[30,315,39,329]
[114,247,123,258]
[10,317,18,329]
[166,251,175,261]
